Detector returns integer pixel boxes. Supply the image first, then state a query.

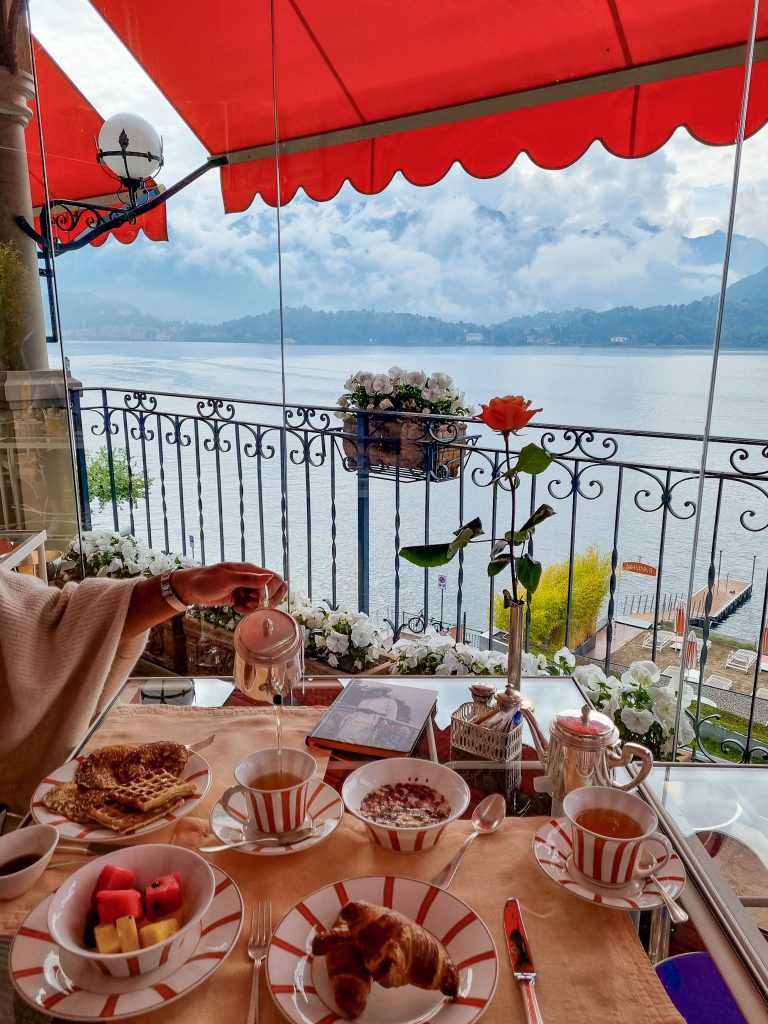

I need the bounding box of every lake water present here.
[64,340,768,644]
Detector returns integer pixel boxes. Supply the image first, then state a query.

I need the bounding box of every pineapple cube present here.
[138,917,179,949]
[116,915,140,953]
[94,922,120,955]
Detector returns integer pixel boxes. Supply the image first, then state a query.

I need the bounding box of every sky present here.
[29,0,768,326]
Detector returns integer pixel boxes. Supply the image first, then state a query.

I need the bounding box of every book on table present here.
[306,678,438,758]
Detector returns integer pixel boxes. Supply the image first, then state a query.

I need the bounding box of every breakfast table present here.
[0,673,714,1024]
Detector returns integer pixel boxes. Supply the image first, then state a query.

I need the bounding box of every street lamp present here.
[96,112,164,209]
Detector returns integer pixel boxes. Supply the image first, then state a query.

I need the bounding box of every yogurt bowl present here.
[342,758,470,851]
[47,844,215,980]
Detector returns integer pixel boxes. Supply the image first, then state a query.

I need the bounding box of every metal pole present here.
[717,549,722,589]
[357,412,370,614]
[440,589,445,630]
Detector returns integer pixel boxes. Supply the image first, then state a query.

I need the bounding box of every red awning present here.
[26,40,167,246]
[89,0,768,211]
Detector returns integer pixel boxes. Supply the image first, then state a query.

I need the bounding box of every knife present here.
[504,898,543,1024]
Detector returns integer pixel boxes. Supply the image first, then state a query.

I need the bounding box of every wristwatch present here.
[160,567,188,613]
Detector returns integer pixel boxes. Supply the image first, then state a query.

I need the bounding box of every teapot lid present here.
[550,704,619,748]
[234,607,303,667]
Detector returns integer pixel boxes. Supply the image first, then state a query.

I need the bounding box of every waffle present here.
[108,769,198,812]
[88,796,186,835]
[41,782,113,825]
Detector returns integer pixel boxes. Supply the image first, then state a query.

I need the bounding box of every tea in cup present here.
[220,748,316,836]
[562,785,672,888]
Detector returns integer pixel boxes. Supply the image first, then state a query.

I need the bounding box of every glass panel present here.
[1,2,80,563]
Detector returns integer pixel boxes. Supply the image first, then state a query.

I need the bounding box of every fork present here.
[246,898,272,1024]
[187,734,215,753]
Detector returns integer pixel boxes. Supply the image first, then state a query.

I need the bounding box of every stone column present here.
[0,1,47,370]
[0,2,80,547]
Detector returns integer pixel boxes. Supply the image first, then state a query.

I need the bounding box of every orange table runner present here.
[1,705,683,1024]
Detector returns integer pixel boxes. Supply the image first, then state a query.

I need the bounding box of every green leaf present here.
[516,553,542,593]
[452,517,483,539]
[490,539,509,559]
[487,554,513,576]
[399,543,454,567]
[513,443,553,476]
[518,503,556,533]
[505,528,531,546]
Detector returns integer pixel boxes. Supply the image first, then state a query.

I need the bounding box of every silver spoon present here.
[429,793,507,889]
[650,872,688,924]
[200,822,319,852]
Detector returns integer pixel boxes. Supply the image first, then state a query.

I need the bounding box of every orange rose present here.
[478,395,542,434]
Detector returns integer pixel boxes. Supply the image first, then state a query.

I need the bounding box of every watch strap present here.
[160,567,188,612]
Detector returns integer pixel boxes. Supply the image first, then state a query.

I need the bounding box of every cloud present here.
[31,0,768,325]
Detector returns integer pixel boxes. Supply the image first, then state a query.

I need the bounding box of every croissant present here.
[312,913,372,1020]
[312,900,459,1016]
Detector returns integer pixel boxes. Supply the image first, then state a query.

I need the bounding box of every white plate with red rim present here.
[533,817,686,911]
[9,864,242,1021]
[266,874,498,1024]
[29,751,212,842]
[209,778,343,856]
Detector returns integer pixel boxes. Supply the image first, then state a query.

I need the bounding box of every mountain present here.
[59,261,768,349]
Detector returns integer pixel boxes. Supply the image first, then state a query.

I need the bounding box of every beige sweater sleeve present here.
[0,570,148,811]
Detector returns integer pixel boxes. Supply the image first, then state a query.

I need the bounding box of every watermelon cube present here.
[96,888,144,926]
[92,864,137,897]
[145,873,182,921]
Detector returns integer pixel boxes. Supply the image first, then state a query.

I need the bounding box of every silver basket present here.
[450,701,524,763]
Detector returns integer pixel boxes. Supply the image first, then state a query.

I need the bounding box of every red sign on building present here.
[622,561,657,577]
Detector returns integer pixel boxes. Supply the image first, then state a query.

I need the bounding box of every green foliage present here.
[400,518,483,568]
[86,446,150,510]
[494,546,612,651]
[0,242,35,369]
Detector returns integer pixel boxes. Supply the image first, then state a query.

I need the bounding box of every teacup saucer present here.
[209,779,343,856]
[533,817,685,911]
[10,865,242,1020]
[565,854,644,898]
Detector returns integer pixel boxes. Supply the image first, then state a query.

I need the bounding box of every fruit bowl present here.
[342,758,470,852]
[47,844,215,979]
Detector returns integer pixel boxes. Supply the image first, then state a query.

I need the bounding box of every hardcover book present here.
[307,679,438,758]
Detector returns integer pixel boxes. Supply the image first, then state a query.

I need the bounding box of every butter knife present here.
[504,898,543,1024]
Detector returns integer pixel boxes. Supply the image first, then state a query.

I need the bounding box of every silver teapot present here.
[233,607,304,699]
[520,702,653,805]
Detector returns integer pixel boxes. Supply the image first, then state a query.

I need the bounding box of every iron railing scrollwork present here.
[71,385,768,761]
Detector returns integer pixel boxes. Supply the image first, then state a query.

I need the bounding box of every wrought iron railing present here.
[69,385,768,763]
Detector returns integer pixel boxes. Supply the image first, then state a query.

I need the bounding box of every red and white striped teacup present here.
[221,748,316,836]
[562,786,672,888]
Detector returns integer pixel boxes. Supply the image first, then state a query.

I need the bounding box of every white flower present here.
[351,620,374,648]
[421,385,443,403]
[625,660,661,688]
[324,629,350,655]
[371,374,394,395]
[620,706,655,736]
[327,653,339,668]
[379,398,393,410]
[338,396,350,408]
[388,366,406,382]
[554,647,575,668]
[405,370,427,388]
[357,372,374,393]
[574,663,606,696]
[314,634,326,650]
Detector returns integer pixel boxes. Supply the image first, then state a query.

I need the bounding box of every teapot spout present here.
[520,705,549,763]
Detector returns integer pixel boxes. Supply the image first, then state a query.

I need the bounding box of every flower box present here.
[340,415,468,480]
[144,617,189,674]
[183,615,235,675]
[303,653,395,677]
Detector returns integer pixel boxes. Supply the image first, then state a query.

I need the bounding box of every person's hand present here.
[170,562,287,614]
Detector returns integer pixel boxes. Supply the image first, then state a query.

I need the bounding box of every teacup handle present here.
[634,832,672,879]
[220,785,249,823]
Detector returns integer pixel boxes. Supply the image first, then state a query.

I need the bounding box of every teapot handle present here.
[608,742,653,790]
